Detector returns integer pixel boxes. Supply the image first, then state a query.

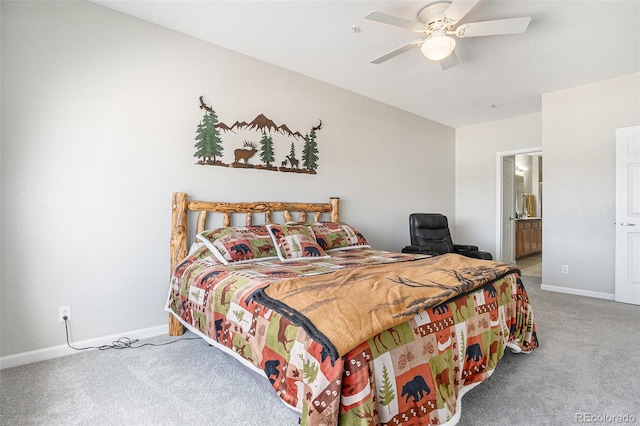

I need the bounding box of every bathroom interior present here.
[514,153,542,277]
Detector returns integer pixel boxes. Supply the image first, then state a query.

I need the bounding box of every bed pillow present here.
[196,226,278,265]
[266,224,329,262]
[310,222,370,251]
[186,243,221,265]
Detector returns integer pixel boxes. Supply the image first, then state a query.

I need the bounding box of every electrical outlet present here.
[59,306,71,323]
[561,265,569,274]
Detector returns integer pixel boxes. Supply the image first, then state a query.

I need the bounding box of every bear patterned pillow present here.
[266,224,329,262]
[311,222,370,251]
[196,226,278,265]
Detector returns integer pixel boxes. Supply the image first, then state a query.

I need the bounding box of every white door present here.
[615,125,640,305]
[501,156,516,264]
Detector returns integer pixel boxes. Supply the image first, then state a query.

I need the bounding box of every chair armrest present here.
[454,244,479,252]
[402,245,437,255]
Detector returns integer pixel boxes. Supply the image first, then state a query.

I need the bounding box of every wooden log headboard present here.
[170,192,340,272]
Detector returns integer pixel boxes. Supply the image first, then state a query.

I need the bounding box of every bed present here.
[166,192,538,426]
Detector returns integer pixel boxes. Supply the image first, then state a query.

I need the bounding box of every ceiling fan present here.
[365,0,531,70]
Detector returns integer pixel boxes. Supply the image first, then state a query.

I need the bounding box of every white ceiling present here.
[93,0,640,128]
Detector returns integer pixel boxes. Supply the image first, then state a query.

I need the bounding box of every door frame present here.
[495,146,543,263]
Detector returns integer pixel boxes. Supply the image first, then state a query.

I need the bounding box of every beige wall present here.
[0,1,455,359]
[455,112,542,257]
[456,73,640,298]
[542,73,640,296]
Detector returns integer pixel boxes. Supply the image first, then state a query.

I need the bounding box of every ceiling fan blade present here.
[444,0,480,23]
[456,17,532,37]
[364,11,423,31]
[370,39,424,64]
[440,50,459,70]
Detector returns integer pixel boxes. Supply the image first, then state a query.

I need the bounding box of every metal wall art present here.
[194,96,321,174]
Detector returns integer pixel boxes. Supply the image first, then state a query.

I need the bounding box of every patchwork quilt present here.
[166,246,538,426]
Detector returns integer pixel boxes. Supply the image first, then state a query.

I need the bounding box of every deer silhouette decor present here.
[234,141,258,165]
[285,155,299,169]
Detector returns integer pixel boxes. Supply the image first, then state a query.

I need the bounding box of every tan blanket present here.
[252,253,519,361]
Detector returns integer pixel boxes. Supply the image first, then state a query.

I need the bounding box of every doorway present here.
[496,147,543,277]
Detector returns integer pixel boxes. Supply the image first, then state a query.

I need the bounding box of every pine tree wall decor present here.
[194,97,225,166]
[194,96,321,174]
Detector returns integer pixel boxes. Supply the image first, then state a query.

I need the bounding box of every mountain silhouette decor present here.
[195,96,320,174]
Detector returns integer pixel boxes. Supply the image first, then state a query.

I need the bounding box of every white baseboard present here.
[540,283,615,301]
[0,324,167,370]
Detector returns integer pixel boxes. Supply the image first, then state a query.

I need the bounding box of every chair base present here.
[457,250,493,260]
[402,246,493,260]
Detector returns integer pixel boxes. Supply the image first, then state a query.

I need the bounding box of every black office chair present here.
[402,213,493,260]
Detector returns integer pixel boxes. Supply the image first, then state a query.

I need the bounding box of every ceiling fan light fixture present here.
[421,33,456,61]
